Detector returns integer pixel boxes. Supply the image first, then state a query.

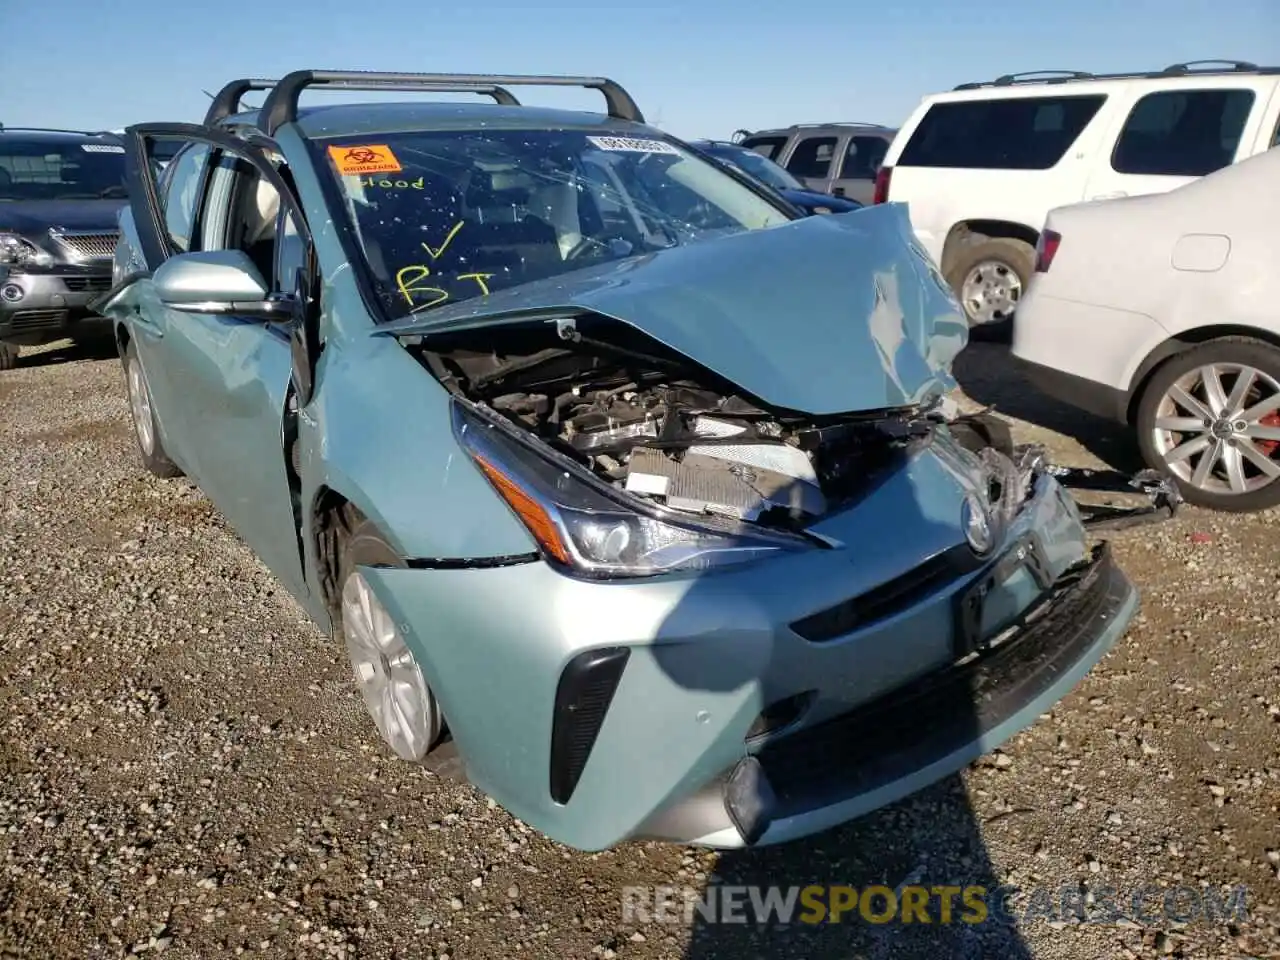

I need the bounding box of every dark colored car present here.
[689,140,863,215]
[0,127,127,370]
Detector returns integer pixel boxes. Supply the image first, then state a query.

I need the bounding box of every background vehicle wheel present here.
[335,513,445,762]
[0,341,17,371]
[944,235,1035,341]
[1136,338,1280,512]
[121,340,182,478]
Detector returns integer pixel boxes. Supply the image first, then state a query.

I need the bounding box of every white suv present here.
[873,61,1280,330]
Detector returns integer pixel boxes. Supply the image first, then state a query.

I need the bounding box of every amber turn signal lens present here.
[473,456,571,564]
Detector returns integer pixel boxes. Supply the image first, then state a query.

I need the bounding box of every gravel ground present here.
[1,337,1278,960]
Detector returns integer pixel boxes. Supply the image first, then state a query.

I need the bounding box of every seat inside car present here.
[461,170,563,278]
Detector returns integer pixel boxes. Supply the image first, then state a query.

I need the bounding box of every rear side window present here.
[897,95,1106,170]
[1111,89,1255,177]
[785,136,837,178]
[838,136,890,179]
[740,136,787,160]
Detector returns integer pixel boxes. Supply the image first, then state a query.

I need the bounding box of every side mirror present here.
[153,249,291,320]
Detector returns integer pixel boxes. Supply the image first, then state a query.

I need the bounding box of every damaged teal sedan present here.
[96,71,1141,852]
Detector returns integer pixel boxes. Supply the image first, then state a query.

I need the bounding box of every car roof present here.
[221,101,652,140]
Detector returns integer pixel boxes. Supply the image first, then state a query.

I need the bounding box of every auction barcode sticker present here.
[81,144,125,153]
[587,136,680,155]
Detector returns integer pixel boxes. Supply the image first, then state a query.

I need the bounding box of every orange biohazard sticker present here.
[327,144,402,176]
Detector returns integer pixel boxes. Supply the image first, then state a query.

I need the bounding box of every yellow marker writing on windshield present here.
[421,222,464,261]
[396,265,449,309]
[457,273,493,296]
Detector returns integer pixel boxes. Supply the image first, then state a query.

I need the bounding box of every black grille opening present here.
[62,276,111,293]
[746,691,815,741]
[8,309,68,331]
[549,647,630,804]
[790,544,985,643]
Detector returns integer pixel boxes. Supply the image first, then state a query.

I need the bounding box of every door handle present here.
[1090,191,1127,200]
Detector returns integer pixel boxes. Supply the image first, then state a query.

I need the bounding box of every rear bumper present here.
[1012,354,1130,424]
[636,540,1135,847]
[0,269,113,345]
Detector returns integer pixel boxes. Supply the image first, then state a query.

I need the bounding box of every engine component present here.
[625,447,827,521]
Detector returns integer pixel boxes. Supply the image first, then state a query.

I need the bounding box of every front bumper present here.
[0,268,113,345]
[360,439,1138,852]
[637,540,1133,846]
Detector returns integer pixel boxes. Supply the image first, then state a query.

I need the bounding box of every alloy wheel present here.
[341,570,440,761]
[127,355,156,456]
[1150,362,1280,496]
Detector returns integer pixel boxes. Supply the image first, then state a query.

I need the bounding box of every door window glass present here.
[785,136,837,178]
[1111,89,1256,176]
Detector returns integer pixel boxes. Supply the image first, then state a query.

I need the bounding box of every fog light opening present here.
[0,284,24,303]
[745,690,815,741]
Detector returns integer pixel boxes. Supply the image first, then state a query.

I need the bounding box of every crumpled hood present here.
[381,202,968,416]
[0,200,126,236]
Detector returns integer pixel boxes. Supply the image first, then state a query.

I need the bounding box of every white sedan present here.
[1011,145,1280,512]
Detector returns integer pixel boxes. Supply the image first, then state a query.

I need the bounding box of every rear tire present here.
[121,339,182,478]
[945,235,1035,341]
[0,341,17,371]
[1135,338,1280,512]
[335,511,446,762]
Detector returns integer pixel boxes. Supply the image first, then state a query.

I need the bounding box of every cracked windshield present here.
[322,130,789,318]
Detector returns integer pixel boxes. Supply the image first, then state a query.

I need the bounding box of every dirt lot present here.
[1,338,1278,960]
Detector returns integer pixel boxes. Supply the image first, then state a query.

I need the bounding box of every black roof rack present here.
[257,70,643,135]
[205,79,279,125]
[204,76,529,126]
[954,59,1280,90]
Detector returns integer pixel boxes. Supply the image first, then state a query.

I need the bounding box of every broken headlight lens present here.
[452,401,813,578]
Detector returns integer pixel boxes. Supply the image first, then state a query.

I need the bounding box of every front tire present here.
[945,235,1035,339]
[0,341,17,371]
[1135,338,1280,512]
[336,513,445,762]
[121,339,182,478]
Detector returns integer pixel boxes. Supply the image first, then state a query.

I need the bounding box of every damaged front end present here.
[382,206,1175,567]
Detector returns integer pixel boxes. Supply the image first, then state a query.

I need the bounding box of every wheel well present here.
[312,487,366,618]
[1124,325,1280,424]
[940,220,1040,275]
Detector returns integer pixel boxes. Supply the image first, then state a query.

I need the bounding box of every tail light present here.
[1035,230,1061,272]
[872,166,892,204]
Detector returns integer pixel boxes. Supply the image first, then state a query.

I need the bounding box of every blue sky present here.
[6,0,1278,139]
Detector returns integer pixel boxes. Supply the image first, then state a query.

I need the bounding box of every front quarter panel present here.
[302,330,537,562]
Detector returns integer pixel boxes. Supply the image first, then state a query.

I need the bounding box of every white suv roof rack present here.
[953,60,1280,91]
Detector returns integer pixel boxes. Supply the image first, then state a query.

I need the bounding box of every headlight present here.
[452,401,814,578]
[0,233,51,267]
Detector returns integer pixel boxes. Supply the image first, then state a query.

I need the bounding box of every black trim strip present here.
[790,542,986,643]
[404,552,539,570]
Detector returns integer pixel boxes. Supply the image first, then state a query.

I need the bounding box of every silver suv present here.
[735,122,896,205]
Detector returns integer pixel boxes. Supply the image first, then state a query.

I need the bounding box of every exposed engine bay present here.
[410,319,1181,533]
[417,321,948,529]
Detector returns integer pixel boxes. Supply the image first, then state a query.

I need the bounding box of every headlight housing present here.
[452,400,815,578]
[0,233,52,267]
